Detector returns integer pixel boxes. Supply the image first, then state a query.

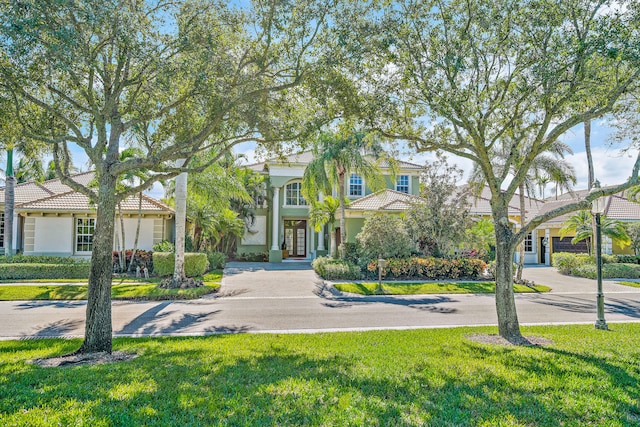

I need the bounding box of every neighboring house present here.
[240,152,423,262]
[0,172,174,257]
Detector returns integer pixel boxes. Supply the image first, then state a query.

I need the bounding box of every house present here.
[0,172,174,257]
[239,152,423,262]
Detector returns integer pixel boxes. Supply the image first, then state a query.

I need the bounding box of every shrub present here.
[0,255,88,264]
[340,242,361,266]
[235,252,269,262]
[552,252,593,275]
[152,252,210,277]
[207,251,226,270]
[112,250,154,272]
[0,263,91,280]
[365,257,487,280]
[152,240,175,252]
[572,263,640,279]
[312,257,361,280]
[614,255,640,264]
[356,213,413,261]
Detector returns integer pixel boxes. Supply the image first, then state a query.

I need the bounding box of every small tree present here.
[356,213,413,261]
[465,218,496,261]
[626,222,640,256]
[405,157,471,257]
[560,211,631,254]
[308,196,340,258]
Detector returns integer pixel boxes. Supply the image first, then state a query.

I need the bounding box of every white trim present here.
[283,181,308,207]
[348,173,364,198]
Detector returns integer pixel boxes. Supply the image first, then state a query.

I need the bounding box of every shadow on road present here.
[25,319,84,337]
[529,295,640,318]
[15,301,86,310]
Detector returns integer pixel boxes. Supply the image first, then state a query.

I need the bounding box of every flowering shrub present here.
[365,257,487,280]
[112,250,154,273]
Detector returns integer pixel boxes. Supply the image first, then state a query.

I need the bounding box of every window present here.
[396,175,410,193]
[349,174,363,196]
[0,212,4,249]
[76,218,95,252]
[285,182,307,206]
[523,232,533,252]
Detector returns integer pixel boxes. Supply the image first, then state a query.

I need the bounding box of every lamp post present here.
[590,180,608,330]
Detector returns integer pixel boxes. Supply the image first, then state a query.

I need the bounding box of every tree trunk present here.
[330,226,337,259]
[338,172,346,258]
[516,184,526,281]
[77,173,117,354]
[4,149,14,257]
[127,192,143,273]
[118,202,125,272]
[493,204,525,343]
[172,160,187,287]
[585,119,596,255]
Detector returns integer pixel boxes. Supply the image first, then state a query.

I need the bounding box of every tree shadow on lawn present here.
[3,335,638,425]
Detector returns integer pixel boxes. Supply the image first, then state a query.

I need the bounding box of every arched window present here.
[285,182,307,206]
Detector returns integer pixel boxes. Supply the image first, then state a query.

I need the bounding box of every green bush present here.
[312,257,361,280]
[0,263,91,280]
[356,213,413,261]
[235,252,269,262]
[366,257,487,280]
[207,251,226,270]
[152,252,210,277]
[572,263,640,279]
[552,252,593,275]
[614,255,640,264]
[152,241,175,252]
[0,255,89,264]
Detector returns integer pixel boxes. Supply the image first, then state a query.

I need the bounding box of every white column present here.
[545,229,551,266]
[271,187,280,250]
[317,192,325,251]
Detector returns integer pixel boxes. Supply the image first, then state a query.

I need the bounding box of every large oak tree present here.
[0,0,337,353]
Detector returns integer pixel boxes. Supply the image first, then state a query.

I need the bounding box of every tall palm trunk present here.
[338,172,346,258]
[118,202,126,272]
[4,148,14,257]
[172,160,188,286]
[127,192,143,273]
[516,183,526,280]
[585,119,597,254]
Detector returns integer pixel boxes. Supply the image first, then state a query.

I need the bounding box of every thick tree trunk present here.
[338,173,346,258]
[118,203,125,272]
[77,173,117,354]
[329,226,337,258]
[493,205,525,343]
[516,185,526,281]
[172,161,187,287]
[4,149,14,257]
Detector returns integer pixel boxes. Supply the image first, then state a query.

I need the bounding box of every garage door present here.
[552,237,589,254]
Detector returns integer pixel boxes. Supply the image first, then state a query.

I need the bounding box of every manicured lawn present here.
[0,271,222,301]
[617,281,640,288]
[334,281,551,295]
[0,324,639,425]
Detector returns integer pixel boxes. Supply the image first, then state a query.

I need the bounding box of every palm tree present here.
[560,210,630,254]
[302,129,386,257]
[470,139,576,280]
[308,196,340,258]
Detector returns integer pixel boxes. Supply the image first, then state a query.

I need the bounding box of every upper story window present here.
[349,174,364,197]
[285,182,307,206]
[0,212,4,249]
[76,217,95,253]
[524,232,533,252]
[396,175,410,193]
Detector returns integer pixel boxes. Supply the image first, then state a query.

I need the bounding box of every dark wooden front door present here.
[284,220,306,257]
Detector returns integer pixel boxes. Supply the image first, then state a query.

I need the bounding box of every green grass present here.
[334,281,551,295]
[0,271,223,301]
[0,324,639,426]
[0,277,161,284]
[616,281,640,288]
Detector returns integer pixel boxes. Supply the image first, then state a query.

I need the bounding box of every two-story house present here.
[239,152,423,262]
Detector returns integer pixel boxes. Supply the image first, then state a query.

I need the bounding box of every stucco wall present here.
[33,217,74,254]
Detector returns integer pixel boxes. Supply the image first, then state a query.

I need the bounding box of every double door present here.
[284,220,306,257]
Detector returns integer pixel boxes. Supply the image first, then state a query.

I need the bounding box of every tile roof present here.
[246,151,423,172]
[463,185,543,221]
[347,189,422,211]
[0,171,172,214]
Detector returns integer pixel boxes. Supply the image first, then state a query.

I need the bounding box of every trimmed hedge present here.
[312,257,362,280]
[0,255,89,264]
[207,252,226,270]
[153,252,210,277]
[572,263,640,279]
[366,257,487,280]
[552,252,593,275]
[0,263,91,280]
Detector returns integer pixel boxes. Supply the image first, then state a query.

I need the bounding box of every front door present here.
[284,220,306,258]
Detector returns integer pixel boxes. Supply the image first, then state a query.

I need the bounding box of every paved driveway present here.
[0,264,639,339]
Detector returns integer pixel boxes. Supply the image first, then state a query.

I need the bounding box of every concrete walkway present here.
[522,266,640,294]
[220,262,321,298]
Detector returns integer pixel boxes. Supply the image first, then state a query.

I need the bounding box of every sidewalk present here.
[521,266,640,294]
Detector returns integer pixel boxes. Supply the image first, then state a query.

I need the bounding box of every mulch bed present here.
[467,333,554,347]
[31,351,138,368]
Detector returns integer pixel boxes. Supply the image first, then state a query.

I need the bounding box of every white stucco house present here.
[0,172,174,257]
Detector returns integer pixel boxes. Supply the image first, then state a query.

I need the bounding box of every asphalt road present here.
[0,264,639,340]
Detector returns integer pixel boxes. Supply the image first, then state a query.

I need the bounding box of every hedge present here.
[0,255,89,265]
[552,252,593,275]
[366,257,487,280]
[571,263,640,279]
[312,257,362,280]
[207,251,226,270]
[0,263,91,280]
[153,252,210,277]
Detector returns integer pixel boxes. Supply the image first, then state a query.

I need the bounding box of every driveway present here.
[0,263,639,339]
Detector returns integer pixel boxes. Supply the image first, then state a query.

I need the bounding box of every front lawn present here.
[0,325,639,425]
[0,271,222,301]
[334,281,551,295]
